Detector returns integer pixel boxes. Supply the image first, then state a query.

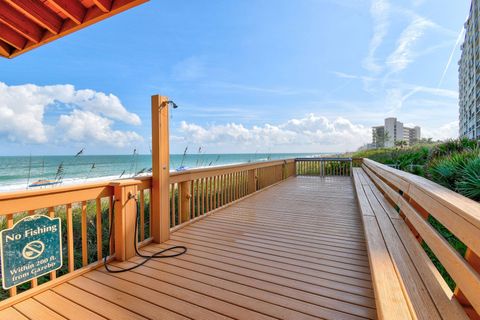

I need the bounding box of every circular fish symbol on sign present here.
[22,240,45,260]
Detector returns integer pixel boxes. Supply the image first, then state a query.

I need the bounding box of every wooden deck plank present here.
[204,213,367,240]
[145,241,374,296]
[175,228,370,274]
[181,221,369,265]
[14,298,67,320]
[169,232,371,275]
[0,307,29,320]
[68,276,188,320]
[171,226,369,261]
[139,246,376,319]
[34,290,107,320]
[127,256,371,320]
[94,268,276,320]
[52,283,149,320]
[83,271,232,320]
[7,176,375,320]
[194,217,368,252]
[103,261,320,320]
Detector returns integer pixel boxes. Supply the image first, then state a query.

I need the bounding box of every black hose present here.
[104,198,187,273]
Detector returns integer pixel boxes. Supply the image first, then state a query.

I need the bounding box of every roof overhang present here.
[0,0,148,59]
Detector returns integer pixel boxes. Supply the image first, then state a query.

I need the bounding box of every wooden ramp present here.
[2,176,375,320]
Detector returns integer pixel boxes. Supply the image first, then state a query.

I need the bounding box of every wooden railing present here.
[0,179,153,302]
[168,159,296,230]
[0,158,296,303]
[362,158,480,318]
[295,157,353,176]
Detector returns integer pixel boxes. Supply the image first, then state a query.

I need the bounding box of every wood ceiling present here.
[0,0,148,58]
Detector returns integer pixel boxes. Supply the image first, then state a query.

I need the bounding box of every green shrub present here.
[427,149,480,200]
[456,155,480,200]
[429,138,478,160]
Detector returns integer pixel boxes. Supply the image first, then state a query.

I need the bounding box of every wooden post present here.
[111,180,140,261]
[151,95,171,243]
[454,248,480,319]
[247,169,256,194]
[179,181,191,223]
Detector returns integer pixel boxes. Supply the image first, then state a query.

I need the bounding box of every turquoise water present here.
[0,153,324,192]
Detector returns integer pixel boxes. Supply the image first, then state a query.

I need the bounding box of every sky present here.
[0,0,471,155]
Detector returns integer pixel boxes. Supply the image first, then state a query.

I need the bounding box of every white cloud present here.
[177,114,371,152]
[332,71,377,82]
[438,25,466,88]
[363,0,390,73]
[57,110,142,148]
[423,121,458,140]
[386,17,436,73]
[67,89,141,125]
[0,82,142,147]
[384,84,457,113]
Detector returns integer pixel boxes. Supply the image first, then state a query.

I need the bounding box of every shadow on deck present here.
[2,176,375,320]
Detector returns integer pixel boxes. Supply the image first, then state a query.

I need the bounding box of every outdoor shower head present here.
[165,100,179,109]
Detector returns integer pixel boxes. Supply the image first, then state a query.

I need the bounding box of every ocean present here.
[0,153,324,192]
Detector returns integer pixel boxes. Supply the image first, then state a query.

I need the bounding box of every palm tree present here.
[395,140,408,149]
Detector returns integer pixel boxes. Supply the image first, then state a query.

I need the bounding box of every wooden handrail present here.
[362,158,480,316]
[169,159,295,184]
[295,157,353,176]
[295,157,352,161]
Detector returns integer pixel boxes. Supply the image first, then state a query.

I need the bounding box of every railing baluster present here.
[81,201,88,267]
[190,181,194,220]
[237,172,240,197]
[140,190,145,241]
[221,175,224,206]
[223,174,226,205]
[230,173,234,201]
[207,177,211,212]
[6,214,17,296]
[108,197,114,255]
[96,199,103,261]
[216,175,220,208]
[66,203,74,272]
[171,184,176,227]
[195,179,200,217]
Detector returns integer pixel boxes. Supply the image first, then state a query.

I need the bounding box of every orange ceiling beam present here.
[46,0,86,25]
[5,0,63,34]
[93,0,112,13]
[0,0,148,58]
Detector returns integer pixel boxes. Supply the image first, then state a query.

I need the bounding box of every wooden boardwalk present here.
[2,176,375,320]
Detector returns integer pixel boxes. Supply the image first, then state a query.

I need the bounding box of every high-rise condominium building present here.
[371,118,421,148]
[459,0,480,139]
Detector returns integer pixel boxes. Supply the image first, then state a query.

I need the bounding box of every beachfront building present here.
[371,118,421,148]
[459,0,480,140]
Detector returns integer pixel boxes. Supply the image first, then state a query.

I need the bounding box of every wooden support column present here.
[151,95,171,243]
[179,181,191,223]
[111,179,140,261]
[247,169,256,194]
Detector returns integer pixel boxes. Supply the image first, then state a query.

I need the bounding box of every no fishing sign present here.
[0,215,63,289]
